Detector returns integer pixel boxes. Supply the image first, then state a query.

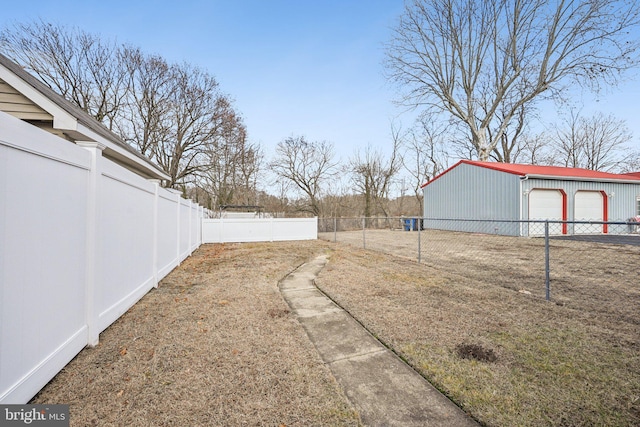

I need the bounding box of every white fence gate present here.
[0,111,205,403]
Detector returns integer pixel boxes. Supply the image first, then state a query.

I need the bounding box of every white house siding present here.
[423,162,521,236]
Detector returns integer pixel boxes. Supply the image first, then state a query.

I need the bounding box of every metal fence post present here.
[362,217,366,249]
[417,218,422,263]
[334,217,337,243]
[545,221,550,301]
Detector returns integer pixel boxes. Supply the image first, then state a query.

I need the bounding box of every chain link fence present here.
[318,217,640,303]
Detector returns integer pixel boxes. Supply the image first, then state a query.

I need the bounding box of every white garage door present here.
[574,191,604,234]
[529,189,563,235]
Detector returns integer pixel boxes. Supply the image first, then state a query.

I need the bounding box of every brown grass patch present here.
[315,233,640,426]
[32,233,639,426]
[31,242,360,426]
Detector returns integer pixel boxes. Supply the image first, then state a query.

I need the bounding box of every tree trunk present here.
[474,128,491,161]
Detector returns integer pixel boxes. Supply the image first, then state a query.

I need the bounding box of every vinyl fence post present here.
[545,220,550,301]
[149,180,160,288]
[269,216,274,242]
[188,200,193,254]
[78,141,106,347]
[175,191,181,263]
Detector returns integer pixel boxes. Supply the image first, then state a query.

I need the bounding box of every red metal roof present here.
[421,160,640,188]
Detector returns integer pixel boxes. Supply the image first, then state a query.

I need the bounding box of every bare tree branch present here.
[270,136,339,217]
[349,135,401,219]
[1,21,262,199]
[551,110,634,172]
[386,0,640,161]
[0,20,129,128]
[117,48,174,158]
[401,114,449,206]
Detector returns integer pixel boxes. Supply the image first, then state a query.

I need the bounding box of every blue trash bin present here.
[411,218,418,231]
[403,219,411,231]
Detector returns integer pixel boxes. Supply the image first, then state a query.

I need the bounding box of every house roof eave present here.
[75,122,170,181]
[0,53,169,182]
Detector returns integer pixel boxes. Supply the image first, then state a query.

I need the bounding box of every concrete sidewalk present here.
[279,255,479,427]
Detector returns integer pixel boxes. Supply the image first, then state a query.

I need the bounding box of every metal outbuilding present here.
[421,160,640,236]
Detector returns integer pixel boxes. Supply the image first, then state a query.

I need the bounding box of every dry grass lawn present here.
[31,242,361,427]
[31,232,640,426]
[316,231,640,426]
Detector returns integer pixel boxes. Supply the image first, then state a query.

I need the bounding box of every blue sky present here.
[0,0,409,160]
[1,0,639,166]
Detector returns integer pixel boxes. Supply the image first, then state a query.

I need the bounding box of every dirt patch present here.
[314,234,640,426]
[456,344,497,363]
[31,242,361,427]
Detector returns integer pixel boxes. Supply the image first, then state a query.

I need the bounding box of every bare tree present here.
[551,111,634,172]
[1,20,129,129]
[581,113,635,172]
[236,140,263,206]
[512,133,554,165]
[1,21,252,197]
[489,99,537,163]
[619,152,640,173]
[386,0,640,161]
[154,64,228,188]
[202,129,241,208]
[269,136,338,217]
[402,116,449,206]
[201,111,262,208]
[349,136,401,219]
[551,109,585,168]
[118,48,174,157]
[268,179,292,217]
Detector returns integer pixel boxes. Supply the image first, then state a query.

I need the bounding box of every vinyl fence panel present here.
[179,198,191,261]
[202,217,318,243]
[271,218,318,241]
[156,191,180,279]
[0,112,91,404]
[0,111,205,403]
[96,158,157,333]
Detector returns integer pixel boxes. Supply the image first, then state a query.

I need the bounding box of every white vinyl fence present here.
[0,111,205,403]
[202,217,317,243]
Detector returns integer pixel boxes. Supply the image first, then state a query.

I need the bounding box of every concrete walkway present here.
[279,255,479,427]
